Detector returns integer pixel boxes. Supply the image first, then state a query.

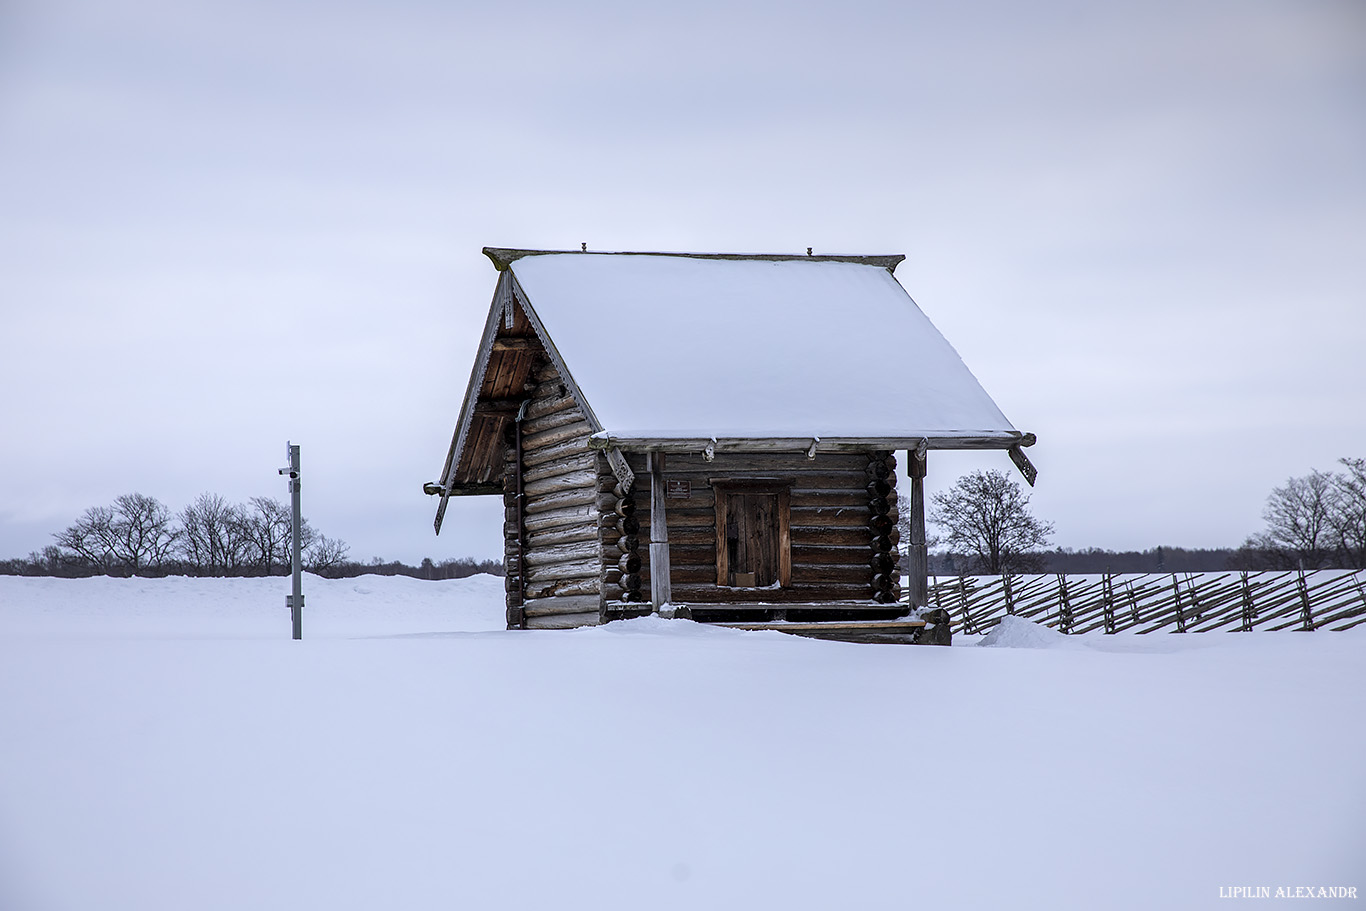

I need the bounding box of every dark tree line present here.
[0,491,502,580]
[0,494,508,581]
[904,457,1366,576]
[346,557,504,581]
[0,492,348,578]
[933,546,1243,575]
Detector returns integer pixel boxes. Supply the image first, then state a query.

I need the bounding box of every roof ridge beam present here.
[483,247,905,273]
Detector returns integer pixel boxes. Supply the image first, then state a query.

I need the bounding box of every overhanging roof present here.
[506,251,1018,440]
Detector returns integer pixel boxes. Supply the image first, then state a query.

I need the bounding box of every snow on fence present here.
[914,570,1366,636]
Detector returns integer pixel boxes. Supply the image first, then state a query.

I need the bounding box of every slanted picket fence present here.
[917,570,1366,636]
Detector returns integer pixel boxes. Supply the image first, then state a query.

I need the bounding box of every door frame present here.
[711,478,792,589]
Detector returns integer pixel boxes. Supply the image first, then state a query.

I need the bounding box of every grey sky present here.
[2,0,1363,564]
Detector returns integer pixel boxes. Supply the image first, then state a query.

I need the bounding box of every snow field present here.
[1,574,1363,910]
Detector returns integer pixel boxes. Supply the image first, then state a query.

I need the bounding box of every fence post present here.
[1102,572,1115,634]
[1003,573,1015,615]
[1186,573,1204,623]
[1239,571,1256,632]
[1171,574,1186,633]
[1297,568,1316,631]
[1057,573,1072,634]
[1126,578,1141,624]
[957,574,976,634]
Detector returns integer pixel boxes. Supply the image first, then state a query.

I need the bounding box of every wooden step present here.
[711,618,927,644]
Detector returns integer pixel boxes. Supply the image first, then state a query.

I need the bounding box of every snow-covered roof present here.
[505,250,1019,442]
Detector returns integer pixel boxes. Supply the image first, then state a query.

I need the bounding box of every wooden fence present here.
[916,570,1366,636]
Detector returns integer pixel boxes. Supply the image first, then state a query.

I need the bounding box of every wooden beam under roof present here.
[473,398,523,414]
[588,432,1035,454]
[491,337,538,351]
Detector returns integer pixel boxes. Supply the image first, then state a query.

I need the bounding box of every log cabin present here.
[426,247,1037,641]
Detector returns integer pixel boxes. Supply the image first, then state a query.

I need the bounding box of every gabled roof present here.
[431,248,1034,532]
[507,249,1018,440]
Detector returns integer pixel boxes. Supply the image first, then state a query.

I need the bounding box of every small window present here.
[712,480,791,589]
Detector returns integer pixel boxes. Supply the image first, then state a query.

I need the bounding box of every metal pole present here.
[280,442,303,640]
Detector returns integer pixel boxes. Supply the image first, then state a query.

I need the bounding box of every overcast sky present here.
[2,0,1363,564]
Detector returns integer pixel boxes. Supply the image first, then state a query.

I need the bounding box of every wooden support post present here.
[1057,573,1072,634]
[648,451,672,612]
[1239,571,1255,631]
[957,574,975,634]
[1171,574,1186,633]
[1102,572,1115,634]
[1296,568,1315,631]
[907,448,928,608]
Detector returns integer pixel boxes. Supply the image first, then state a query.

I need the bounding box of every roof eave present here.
[587,431,1036,454]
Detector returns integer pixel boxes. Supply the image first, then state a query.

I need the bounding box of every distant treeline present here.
[924,456,1365,576]
[332,557,504,581]
[0,552,504,581]
[928,546,1243,575]
[0,491,502,581]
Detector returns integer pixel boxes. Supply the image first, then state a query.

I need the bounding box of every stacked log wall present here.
[604,451,899,604]
[505,363,605,629]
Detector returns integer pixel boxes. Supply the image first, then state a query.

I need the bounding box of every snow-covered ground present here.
[1,574,1362,910]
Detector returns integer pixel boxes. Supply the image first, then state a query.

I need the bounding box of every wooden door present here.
[724,492,780,587]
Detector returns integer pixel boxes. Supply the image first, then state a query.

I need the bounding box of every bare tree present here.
[930,469,1054,574]
[112,493,177,573]
[305,534,350,575]
[53,493,176,575]
[178,493,252,575]
[1244,469,1338,569]
[241,497,290,574]
[240,496,316,574]
[1330,457,1366,568]
[53,506,119,573]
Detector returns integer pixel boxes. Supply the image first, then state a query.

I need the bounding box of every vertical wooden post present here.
[957,574,975,634]
[1171,574,1186,633]
[648,451,672,611]
[907,448,928,608]
[1296,568,1315,631]
[512,404,527,628]
[1057,573,1072,634]
[1102,572,1115,634]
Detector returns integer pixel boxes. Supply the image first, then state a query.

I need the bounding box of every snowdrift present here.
[1,574,1362,911]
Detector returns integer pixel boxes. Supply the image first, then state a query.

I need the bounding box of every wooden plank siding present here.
[454,299,540,488]
[604,451,901,606]
[504,361,606,629]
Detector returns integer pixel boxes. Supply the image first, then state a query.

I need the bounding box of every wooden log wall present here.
[597,456,647,611]
[605,450,900,605]
[867,450,901,603]
[503,362,605,630]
